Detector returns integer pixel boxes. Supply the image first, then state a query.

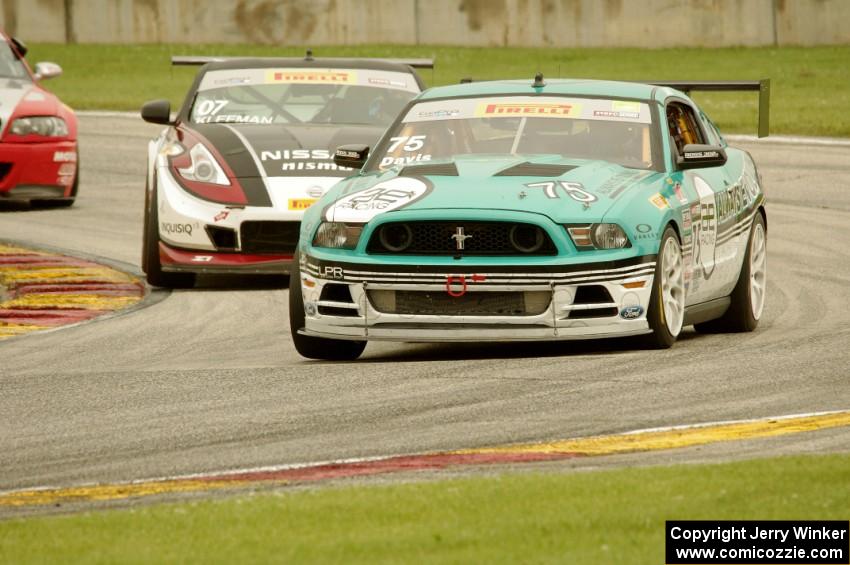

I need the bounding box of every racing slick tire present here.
[694,212,766,334]
[142,181,196,289]
[289,253,367,361]
[641,226,685,349]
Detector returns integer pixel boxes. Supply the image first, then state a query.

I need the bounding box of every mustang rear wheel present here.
[695,212,766,333]
[142,181,196,289]
[642,226,685,349]
[289,253,366,361]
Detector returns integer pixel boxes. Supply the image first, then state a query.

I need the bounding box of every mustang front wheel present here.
[643,226,685,349]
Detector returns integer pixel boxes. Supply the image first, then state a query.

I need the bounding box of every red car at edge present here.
[0,31,78,206]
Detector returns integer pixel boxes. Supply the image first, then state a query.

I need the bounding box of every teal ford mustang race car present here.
[289,75,769,360]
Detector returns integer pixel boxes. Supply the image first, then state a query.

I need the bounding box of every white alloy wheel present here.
[660,236,685,336]
[749,221,767,320]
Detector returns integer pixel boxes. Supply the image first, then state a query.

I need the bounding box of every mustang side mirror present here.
[334,144,369,170]
[677,144,727,169]
[141,99,174,125]
[33,62,62,81]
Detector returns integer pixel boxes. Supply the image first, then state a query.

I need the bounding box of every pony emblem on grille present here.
[450,226,473,251]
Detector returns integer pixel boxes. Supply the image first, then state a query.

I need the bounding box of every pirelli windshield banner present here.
[404,96,652,124]
[198,68,419,93]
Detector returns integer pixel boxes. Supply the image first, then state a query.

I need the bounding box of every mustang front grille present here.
[240,221,299,254]
[367,290,551,317]
[366,221,557,256]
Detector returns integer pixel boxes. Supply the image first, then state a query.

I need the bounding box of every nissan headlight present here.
[10,116,68,137]
[176,143,230,186]
[566,223,631,250]
[312,222,364,250]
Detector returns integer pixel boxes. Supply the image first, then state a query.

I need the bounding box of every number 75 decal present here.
[525,181,597,203]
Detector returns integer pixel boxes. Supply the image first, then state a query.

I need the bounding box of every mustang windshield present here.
[371,95,655,171]
[0,39,29,80]
[190,67,418,126]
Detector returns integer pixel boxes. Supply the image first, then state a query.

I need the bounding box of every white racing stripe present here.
[304,261,657,285]
[0,78,33,134]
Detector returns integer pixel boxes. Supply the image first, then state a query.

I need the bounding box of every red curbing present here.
[197,452,578,484]
[0,243,145,338]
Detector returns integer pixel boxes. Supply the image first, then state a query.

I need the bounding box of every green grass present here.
[24,43,850,137]
[1,454,848,564]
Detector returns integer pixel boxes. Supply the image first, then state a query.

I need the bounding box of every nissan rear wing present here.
[171,53,434,69]
[646,79,770,138]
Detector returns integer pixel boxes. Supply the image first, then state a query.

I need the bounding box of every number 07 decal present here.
[524,181,597,203]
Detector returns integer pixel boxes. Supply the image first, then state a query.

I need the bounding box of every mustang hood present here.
[325,156,661,224]
[187,122,385,179]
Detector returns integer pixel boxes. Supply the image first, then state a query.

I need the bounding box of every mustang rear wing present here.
[171,53,434,69]
[647,80,770,138]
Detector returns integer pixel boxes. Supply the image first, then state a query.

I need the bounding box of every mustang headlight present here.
[566,223,631,250]
[176,143,230,186]
[10,116,68,137]
[313,222,364,250]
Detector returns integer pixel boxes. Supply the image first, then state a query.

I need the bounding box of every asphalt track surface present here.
[1,115,848,497]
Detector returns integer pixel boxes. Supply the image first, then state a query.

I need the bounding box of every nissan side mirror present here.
[334,144,369,170]
[677,144,727,169]
[33,62,62,81]
[141,99,174,125]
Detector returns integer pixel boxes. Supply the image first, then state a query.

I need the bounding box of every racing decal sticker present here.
[214,210,229,222]
[524,181,597,203]
[416,109,461,120]
[368,77,408,89]
[261,148,353,175]
[53,151,77,162]
[266,69,357,85]
[380,135,433,168]
[632,224,657,242]
[193,98,274,124]
[445,274,487,297]
[199,68,418,93]
[594,100,642,120]
[649,193,669,210]
[673,182,688,205]
[403,96,652,124]
[691,176,717,280]
[595,170,653,200]
[288,198,317,211]
[326,177,433,223]
[476,102,582,118]
[681,207,694,289]
[380,154,432,168]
